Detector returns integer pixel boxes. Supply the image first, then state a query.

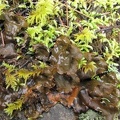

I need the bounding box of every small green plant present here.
[82,61,97,74]
[74,27,96,52]
[79,109,105,120]
[26,0,59,48]
[3,62,17,91]
[78,57,87,69]
[27,0,54,26]
[3,61,48,116]
[27,24,57,48]
[102,39,120,72]
[4,98,24,116]
[0,0,7,16]
[2,62,46,91]
[104,39,120,61]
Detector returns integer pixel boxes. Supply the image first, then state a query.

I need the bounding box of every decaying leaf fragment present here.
[50,36,83,74]
[76,72,120,120]
[3,12,27,43]
[33,43,49,61]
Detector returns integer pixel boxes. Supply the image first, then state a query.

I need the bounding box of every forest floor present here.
[0,0,120,120]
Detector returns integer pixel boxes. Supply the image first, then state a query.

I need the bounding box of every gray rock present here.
[40,104,76,120]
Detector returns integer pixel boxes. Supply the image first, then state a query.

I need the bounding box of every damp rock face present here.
[40,104,76,120]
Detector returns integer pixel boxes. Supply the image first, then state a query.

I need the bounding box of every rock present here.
[0,43,17,58]
[40,104,76,120]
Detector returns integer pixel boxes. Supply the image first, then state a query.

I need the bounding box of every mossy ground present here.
[0,0,120,120]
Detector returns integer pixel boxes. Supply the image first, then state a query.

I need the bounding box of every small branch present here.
[1,31,5,47]
[59,2,90,19]
[66,1,68,26]
[58,16,64,26]
[19,59,32,69]
[100,12,110,16]
[62,3,90,19]
[96,25,120,33]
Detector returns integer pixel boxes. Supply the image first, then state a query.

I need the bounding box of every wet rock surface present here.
[0,104,76,120]
[40,104,76,120]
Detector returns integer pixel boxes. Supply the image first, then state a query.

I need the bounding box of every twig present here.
[71,7,89,18]
[66,1,68,26]
[60,2,90,19]
[19,59,32,69]
[63,4,90,18]
[1,31,5,47]
[96,25,120,33]
[58,16,64,26]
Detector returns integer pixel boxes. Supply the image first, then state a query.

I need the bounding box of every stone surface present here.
[40,104,76,120]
